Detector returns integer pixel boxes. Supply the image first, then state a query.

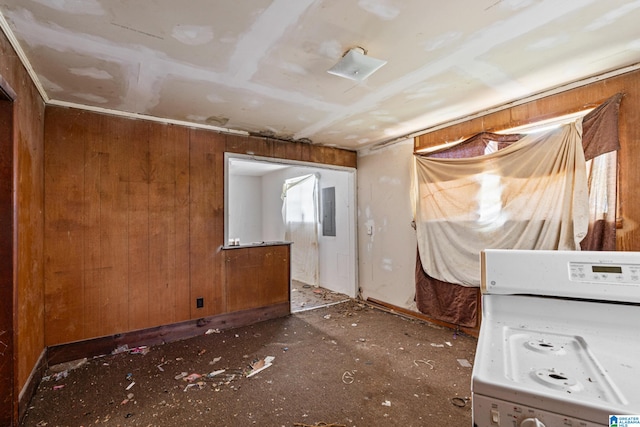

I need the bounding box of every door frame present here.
[224,153,358,299]
[0,76,16,426]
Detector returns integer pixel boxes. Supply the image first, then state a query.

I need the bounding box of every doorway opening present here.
[225,154,357,313]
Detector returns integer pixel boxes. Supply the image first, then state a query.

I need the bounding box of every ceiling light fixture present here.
[327,47,387,82]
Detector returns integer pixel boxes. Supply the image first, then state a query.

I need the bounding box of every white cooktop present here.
[473,294,640,421]
[473,250,640,423]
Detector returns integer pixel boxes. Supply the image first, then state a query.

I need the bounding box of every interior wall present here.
[228,175,263,244]
[356,139,417,309]
[261,165,356,297]
[0,25,46,416]
[43,106,356,347]
[356,69,640,317]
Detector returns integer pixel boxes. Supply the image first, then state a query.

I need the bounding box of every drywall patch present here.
[457,60,527,96]
[586,0,640,31]
[72,93,108,103]
[69,67,113,80]
[32,0,104,15]
[528,35,569,51]
[489,0,535,12]
[38,75,63,92]
[423,31,462,52]
[629,39,640,51]
[358,0,400,20]
[171,24,214,46]
[379,176,401,186]
[206,115,229,126]
[319,39,342,59]
[279,62,308,75]
[206,93,226,104]
[227,0,315,81]
[404,83,447,100]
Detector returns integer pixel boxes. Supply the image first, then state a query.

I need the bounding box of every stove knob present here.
[520,418,546,427]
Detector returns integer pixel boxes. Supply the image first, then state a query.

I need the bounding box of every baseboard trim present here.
[366,298,479,338]
[18,347,47,423]
[47,302,291,366]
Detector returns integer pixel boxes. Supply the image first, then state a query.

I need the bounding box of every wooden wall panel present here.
[226,134,273,157]
[172,127,192,323]
[97,118,131,336]
[43,106,357,347]
[126,121,151,331]
[0,28,46,422]
[81,115,104,340]
[44,114,86,344]
[415,69,640,252]
[189,129,226,317]
[148,124,191,326]
[227,134,357,169]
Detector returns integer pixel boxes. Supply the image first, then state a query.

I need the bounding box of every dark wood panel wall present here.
[0,95,15,427]
[415,69,640,251]
[0,29,46,424]
[44,106,356,346]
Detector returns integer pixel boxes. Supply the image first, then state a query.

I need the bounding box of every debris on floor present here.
[457,358,473,367]
[246,356,275,378]
[293,423,346,427]
[48,358,87,373]
[341,370,355,384]
[414,359,435,369]
[130,345,150,355]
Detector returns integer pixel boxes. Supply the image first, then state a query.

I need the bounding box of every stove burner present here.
[531,368,584,393]
[524,340,567,355]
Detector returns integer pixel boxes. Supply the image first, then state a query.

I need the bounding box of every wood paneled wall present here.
[0,26,46,423]
[44,106,356,346]
[415,68,640,251]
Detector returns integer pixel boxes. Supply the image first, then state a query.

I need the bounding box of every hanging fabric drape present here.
[413,93,623,327]
[580,92,623,250]
[282,174,319,286]
[414,121,589,287]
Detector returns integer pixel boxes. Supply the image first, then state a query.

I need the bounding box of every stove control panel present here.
[473,394,604,427]
[481,249,640,303]
[569,261,640,284]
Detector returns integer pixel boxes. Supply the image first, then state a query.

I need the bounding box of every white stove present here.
[472,250,640,427]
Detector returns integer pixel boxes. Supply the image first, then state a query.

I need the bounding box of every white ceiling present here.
[1,0,639,151]
[229,158,289,176]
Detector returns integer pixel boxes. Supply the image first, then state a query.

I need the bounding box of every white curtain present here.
[413,121,589,287]
[282,174,319,286]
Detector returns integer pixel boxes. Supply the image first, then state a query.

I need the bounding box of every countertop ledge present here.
[222,241,292,250]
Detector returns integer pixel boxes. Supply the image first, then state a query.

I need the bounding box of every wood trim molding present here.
[47,302,290,366]
[18,349,46,423]
[366,297,480,338]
